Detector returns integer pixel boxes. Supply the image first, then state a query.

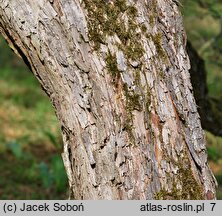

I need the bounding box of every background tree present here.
[183,0,222,136]
[0,0,216,199]
[182,0,222,198]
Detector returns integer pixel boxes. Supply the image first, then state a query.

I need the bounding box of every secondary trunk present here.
[0,0,216,199]
[187,41,222,136]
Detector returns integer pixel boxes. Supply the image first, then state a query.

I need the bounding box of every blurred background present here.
[0,35,68,198]
[0,0,222,199]
[182,0,222,199]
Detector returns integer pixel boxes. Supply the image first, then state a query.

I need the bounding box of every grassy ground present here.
[206,132,222,199]
[0,38,68,199]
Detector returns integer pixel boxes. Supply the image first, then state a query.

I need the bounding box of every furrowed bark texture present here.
[0,0,216,199]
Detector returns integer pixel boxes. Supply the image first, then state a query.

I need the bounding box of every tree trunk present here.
[0,0,216,199]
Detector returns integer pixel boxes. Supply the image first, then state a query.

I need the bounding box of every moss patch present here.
[106,51,120,78]
[123,83,142,112]
[152,33,168,62]
[155,153,204,200]
[83,0,145,61]
[148,0,158,27]
[122,83,143,143]
[83,0,163,143]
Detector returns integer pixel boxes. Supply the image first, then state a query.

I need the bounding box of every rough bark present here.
[0,0,216,199]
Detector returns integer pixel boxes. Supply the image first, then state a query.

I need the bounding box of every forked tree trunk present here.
[0,0,216,199]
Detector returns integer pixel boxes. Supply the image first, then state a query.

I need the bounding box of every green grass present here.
[0,65,67,198]
[0,37,67,199]
[0,149,68,199]
[0,66,61,149]
[206,131,222,199]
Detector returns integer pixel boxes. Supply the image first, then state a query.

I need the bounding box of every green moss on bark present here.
[123,83,142,112]
[155,153,204,200]
[106,51,120,78]
[83,0,144,61]
[148,0,158,27]
[152,33,168,62]
[83,0,166,144]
